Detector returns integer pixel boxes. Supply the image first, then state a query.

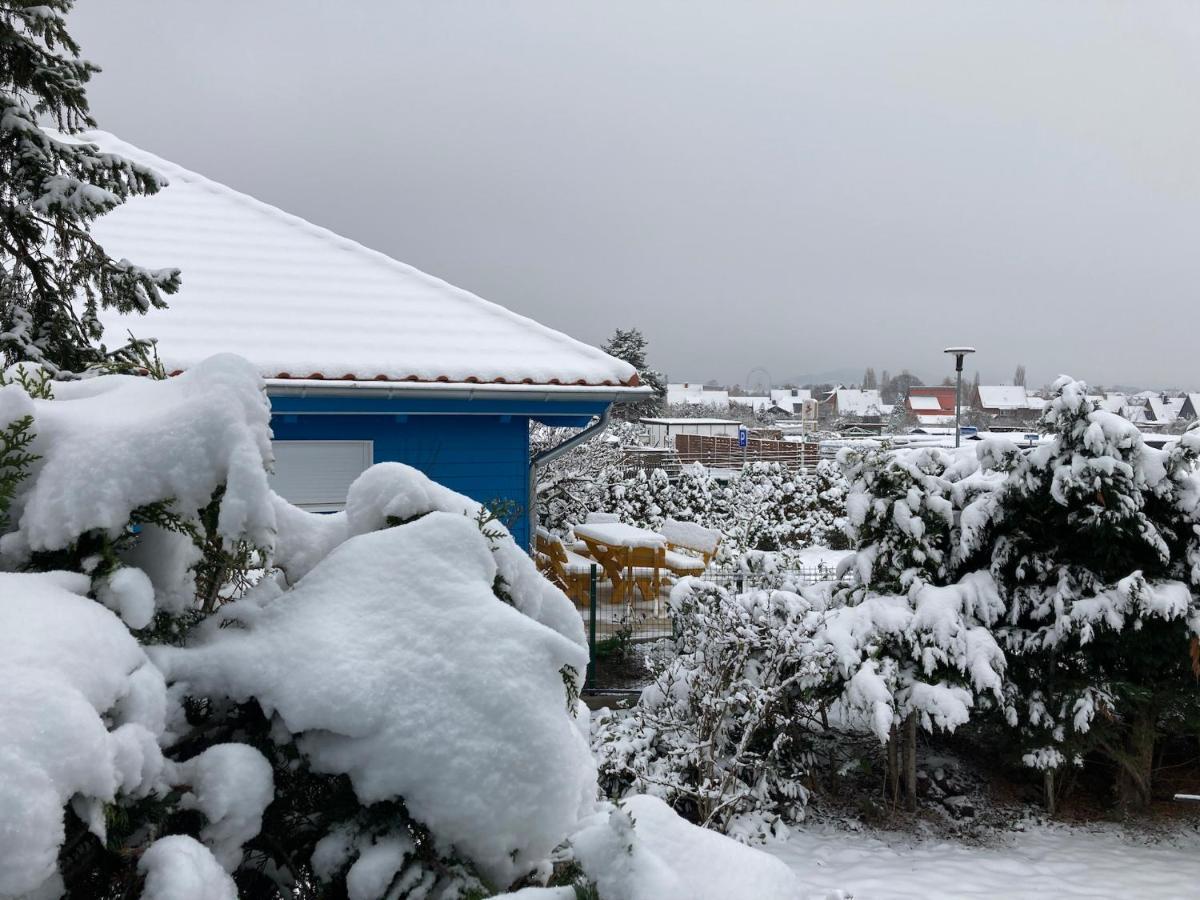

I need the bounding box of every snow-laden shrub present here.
[976,378,1200,809]
[551,457,851,559]
[593,578,827,841]
[1,355,803,898]
[0,357,595,895]
[156,508,595,890]
[826,442,1009,806]
[530,420,648,534]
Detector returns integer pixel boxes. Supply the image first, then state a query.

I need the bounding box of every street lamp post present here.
[943,346,976,448]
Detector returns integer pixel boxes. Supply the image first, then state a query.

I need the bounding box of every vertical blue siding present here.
[270,412,533,547]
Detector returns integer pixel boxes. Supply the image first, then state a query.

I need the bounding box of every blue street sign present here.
[737,427,748,448]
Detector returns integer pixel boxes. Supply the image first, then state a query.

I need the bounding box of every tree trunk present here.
[1043,768,1057,817]
[1116,709,1156,811]
[887,723,900,806]
[904,714,918,812]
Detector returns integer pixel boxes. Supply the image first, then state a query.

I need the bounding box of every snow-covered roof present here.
[1145,396,1168,422]
[85,132,638,390]
[976,386,1030,410]
[733,395,779,412]
[909,396,943,411]
[834,389,885,417]
[915,413,956,426]
[1086,394,1127,414]
[667,383,731,407]
[768,388,812,414]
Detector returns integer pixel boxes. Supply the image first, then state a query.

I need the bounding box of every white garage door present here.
[269,441,373,512]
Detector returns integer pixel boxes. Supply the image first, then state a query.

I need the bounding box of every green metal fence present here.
[581,564,846,693]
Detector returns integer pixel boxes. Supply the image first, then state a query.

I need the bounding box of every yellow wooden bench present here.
[660,519,722,575]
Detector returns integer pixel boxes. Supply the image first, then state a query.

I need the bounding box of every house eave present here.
[264,378,651,404]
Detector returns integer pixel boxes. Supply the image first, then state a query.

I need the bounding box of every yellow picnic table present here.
[572,522,668,606]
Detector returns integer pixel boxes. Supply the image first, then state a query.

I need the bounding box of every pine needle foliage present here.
[1,0,180,375]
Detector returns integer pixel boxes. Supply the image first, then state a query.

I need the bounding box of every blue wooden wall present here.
[269,393,608,549]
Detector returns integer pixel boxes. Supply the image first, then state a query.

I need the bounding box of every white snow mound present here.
[155,511,596,887]
[138,835,238,900]
[1,354,274,563]
[0,571,169,897]
[573,796,800,900]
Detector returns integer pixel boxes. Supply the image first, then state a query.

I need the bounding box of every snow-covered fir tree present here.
[976,377,1200,811]
[0,1,180,374]
[827,443,1007,808]
[602,327,666,418]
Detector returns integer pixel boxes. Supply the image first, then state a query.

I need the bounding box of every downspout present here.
[528,406,613,549]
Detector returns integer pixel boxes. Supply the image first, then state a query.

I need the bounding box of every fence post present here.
[586,564,598,690]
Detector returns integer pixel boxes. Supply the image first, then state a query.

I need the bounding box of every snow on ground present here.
[768,820,1200,899]
[795,546,854,572]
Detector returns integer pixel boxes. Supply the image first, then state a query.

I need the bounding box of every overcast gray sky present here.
[71,1,1199,390]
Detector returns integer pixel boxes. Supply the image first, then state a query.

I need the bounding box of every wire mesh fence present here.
[581,564,847,692]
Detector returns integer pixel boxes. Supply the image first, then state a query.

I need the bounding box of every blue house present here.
[89,132,645,547]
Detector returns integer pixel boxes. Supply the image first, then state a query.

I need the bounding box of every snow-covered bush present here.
[1,354,804,898]
[0,357,593,895]
[975,378,1200,810]
[593,578,827,841]
[544,455,851,560]
[827,378,1200,812]
[824,443,1008,806]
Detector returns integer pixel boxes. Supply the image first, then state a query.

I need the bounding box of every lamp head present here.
[943,346,976,373]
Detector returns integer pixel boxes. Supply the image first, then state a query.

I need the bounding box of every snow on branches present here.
[593,578,825,842]
[0,354,802,897]
[1,1,181,374]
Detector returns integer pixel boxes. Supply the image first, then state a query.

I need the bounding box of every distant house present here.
[907,386,958,428]
[827,389,890,431]
[1180,394,1200,421]
[769,388,813,416]
[667,382,731,409]
[1085,393,1127,415]
[88,132,644,548]
[730,395,793,416]
[1134,395,1185,429]
[973,385,1044,429]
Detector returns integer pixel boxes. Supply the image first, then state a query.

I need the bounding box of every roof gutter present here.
[528,405,613,550]
[265,378,650,405]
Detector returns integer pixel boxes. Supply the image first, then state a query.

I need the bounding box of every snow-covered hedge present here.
[539,454,850,559]
[0,355,801,898]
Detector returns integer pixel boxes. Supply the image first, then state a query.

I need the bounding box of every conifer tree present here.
[834,444,1007,809]
[977,378,1200,811]
[602,327,666,417]
[0,0,180,374]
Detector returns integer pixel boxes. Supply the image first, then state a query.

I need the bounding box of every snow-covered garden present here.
[5,3,1200,898]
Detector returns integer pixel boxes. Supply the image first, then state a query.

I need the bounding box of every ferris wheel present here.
[745,367,772,394]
